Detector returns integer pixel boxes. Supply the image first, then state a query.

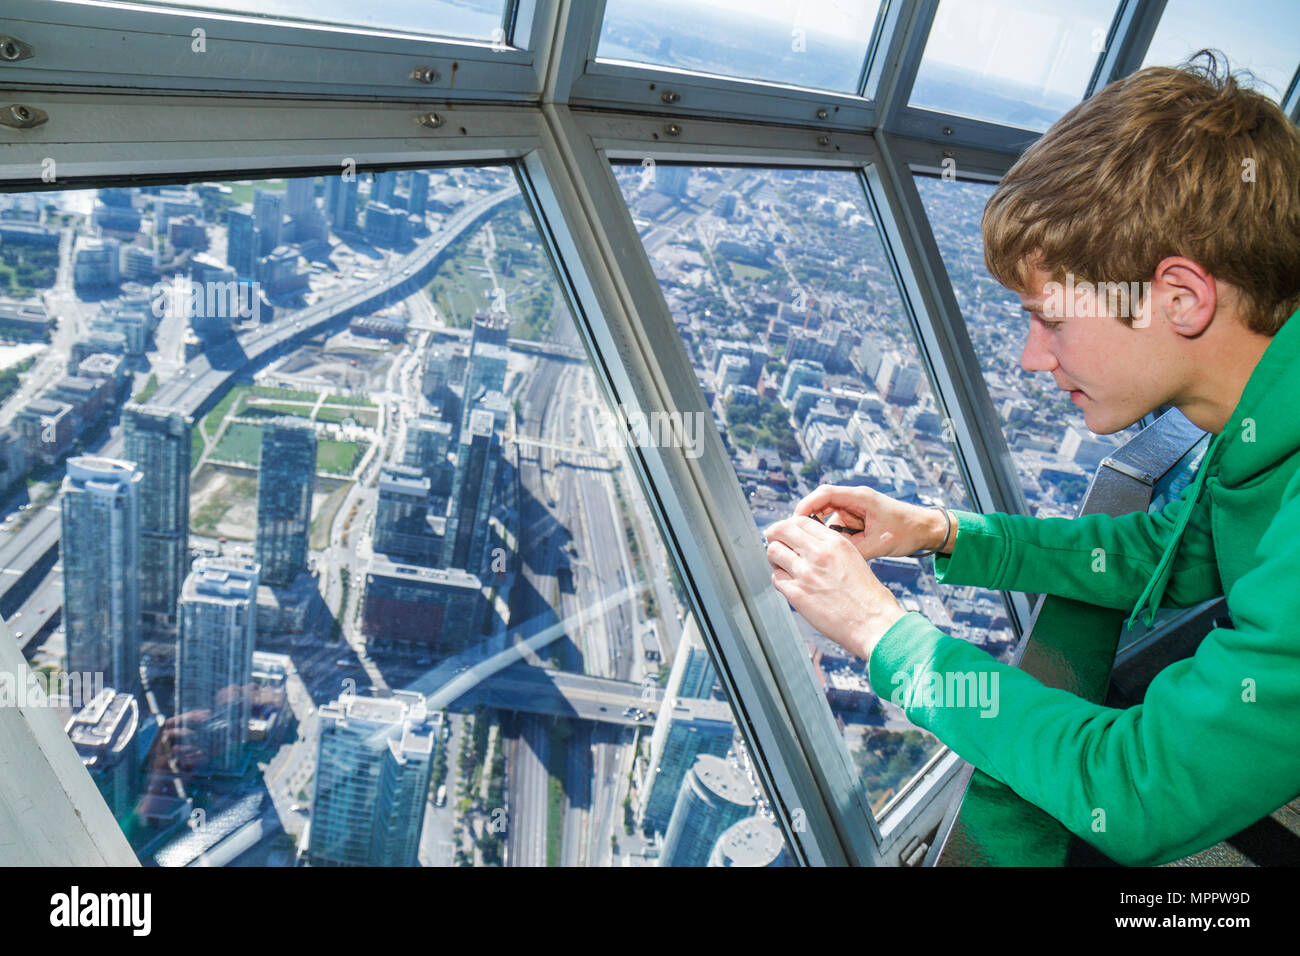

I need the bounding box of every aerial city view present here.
[0,154,1124,867]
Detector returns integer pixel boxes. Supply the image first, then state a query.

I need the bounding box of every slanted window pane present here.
[2,165,791,867]
[913,175,1142,518]
[123,0,508,42]
[909,0,1120,131]
[1141,0,1300,103]
[597,0,883,93]
[614,164,1020,817]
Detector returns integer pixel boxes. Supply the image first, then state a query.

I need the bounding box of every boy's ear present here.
[1151,257,1217,338]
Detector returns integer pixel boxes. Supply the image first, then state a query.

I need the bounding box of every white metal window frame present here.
[0,0,554,100]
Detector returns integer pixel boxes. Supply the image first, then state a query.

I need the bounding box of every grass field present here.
[323,393,376,407]
[314,406,377,427]
[238,397,315,418]
[198,383,369,476]
[318,439,366,475]
[249,384,316,401]
[732,263,773,283]
[211,422,264,465]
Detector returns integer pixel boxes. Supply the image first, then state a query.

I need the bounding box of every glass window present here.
[613,163,1020,817]
[596,0,883,93]
[1141,0,1300,103]
[124,0,509,42]
[2,165,792,867]
[909,0,1120,131]
[913,175,1142,518]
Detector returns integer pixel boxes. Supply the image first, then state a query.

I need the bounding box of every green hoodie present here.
[868,304,1300,866]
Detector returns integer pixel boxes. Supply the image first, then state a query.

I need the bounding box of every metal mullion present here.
[1085,0,1168,96]
[0,92,545,183]
[537,105,892,865]
[543,0,608,105]
[1284,62,1300,123]
[888,107,1040,157]
[885,132,1020,181]
[575,109,879,167]
[868,0,936,132]
[569,61,873,131]
[853,0,897,100]
[868,131,1035,637]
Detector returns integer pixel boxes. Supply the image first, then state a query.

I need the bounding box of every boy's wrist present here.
[931,507,955,556]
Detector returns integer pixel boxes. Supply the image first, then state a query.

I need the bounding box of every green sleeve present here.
[932,480,1222,610]
[868,483,1300,866]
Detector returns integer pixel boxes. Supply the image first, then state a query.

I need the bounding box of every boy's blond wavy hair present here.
[983,51,1300,335]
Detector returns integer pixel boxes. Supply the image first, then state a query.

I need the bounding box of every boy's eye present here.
[1034,313,1062,330]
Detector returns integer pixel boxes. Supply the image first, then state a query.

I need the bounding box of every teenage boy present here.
[763,55,1300,866]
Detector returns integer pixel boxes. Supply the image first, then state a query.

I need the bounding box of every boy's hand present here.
[798,484,953,559]
[764,514,907,662]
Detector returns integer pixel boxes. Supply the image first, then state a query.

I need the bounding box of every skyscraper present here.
[284,175,317,222]
[407,170,430,219]
[641,694,734,833]
[175,557,259,775]
[122,403,192,630]
[255,418,316,587]
[441,407,502,572]
[371,170,398,206]
[65,688,141,822]
[308,690,439,866]
[252,188,284,255]
[654,164,691,199]
[667,619,718,701]
[659,753,755,867]
[707,814,788,867]
[374,465,439,566]
[61,457,142,693]
[324,174,358,234]
[226,209,257,280]
[470,309,510,350]
[458,340,508,438]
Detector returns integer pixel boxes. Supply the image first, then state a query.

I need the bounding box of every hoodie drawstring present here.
[1125,429,1227,632]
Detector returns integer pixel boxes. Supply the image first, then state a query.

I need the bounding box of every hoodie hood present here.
[1126,304,1300,631]
[1214,304,1300,487]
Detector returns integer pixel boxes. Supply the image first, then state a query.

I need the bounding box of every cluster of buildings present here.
[356,310,518,654]
[56,409,336,834]
[3,329,131,481]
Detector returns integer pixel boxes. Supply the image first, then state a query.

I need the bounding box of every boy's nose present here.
[1020,322,1057,374]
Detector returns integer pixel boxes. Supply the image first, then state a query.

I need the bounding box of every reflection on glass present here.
[613,164,1020,816]
[909,0,1119,131]
[913,175,1142,518]
[597,0,882,93]
[1141,0,1300,103]
[4,165,789,866]
[129,0,507,41]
